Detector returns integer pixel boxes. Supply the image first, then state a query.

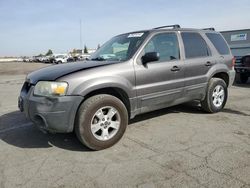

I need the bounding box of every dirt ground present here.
[0,62,50,75]
[0,62,250,188]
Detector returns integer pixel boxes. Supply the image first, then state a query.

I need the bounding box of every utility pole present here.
[80,19,83,51]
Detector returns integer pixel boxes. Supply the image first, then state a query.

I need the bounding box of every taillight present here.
[231,57,236,68]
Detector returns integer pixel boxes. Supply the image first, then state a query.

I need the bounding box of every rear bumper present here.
[19,86,83,133]
[228,69,236,87]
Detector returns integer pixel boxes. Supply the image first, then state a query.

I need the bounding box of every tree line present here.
[37,44,101,57]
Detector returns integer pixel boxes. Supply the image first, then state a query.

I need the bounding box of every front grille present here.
[235,56,242,67]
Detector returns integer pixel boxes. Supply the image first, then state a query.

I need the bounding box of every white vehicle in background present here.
[38,56,46,62]
[16,58,24,62]
[54,54,69,64]
[23,57,31,62]
[79,54,91,61]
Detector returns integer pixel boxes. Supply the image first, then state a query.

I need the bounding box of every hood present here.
[27,60,119,84]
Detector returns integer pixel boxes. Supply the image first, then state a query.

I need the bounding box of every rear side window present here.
[181,32,210,58]
[206,33,230,55]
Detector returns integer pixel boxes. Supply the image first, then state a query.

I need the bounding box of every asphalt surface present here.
[0,63,250,188]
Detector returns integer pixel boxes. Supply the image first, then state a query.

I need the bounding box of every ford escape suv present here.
[18,25,235,150]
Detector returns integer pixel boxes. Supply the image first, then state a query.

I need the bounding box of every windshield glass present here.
[90,32,148,61]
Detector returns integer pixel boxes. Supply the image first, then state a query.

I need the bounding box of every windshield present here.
[90,32,148,61]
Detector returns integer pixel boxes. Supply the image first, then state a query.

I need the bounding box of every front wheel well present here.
[82,87,131,118]
[212,72,229,86]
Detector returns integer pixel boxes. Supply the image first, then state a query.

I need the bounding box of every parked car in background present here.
[38,56,46,62]
[54,54,69,64]
[79,54,91,60]
[22,57,29,62]
[19,25,235,150]
[41,56,53,63]
[16,58,23,62]
[29,56,35,62]
[32,56,41,62]
[67,56,76,63]
[235,55,250,83]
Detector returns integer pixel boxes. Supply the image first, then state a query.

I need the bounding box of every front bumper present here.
[235,67,250,74]
[19,85,83,133]
[228,69,236,87]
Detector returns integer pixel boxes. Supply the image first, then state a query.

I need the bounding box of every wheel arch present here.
[75,87,132,121]
[86,87,130,114]
[211,72,229,86]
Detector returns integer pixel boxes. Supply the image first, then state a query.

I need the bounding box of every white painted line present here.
[0,122,33,134]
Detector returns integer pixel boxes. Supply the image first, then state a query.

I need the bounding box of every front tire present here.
[75,94,128,150]
[201,78,228,113]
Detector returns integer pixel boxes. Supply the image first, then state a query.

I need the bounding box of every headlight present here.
[34,81,68,97]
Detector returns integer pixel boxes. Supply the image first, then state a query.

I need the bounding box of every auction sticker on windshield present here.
[128,33,144,38]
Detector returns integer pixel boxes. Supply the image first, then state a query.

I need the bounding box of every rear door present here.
[205,32,233,67]
[134,32,185,112]
[181,32,215,99]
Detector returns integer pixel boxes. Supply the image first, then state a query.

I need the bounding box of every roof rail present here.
[202,27,215,31]
[153,24,181,29]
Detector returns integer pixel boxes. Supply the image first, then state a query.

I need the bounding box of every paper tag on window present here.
[128,33,144,38]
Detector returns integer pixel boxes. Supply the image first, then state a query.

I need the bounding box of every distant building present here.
[221,29,250,57]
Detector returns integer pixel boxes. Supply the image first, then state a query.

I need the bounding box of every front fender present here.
[72,75,135,98]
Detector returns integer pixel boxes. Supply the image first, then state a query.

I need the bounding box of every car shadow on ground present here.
[0,111,91,152]
[129,101,250,124]
[0,102,248,151]
[129,101,203,124]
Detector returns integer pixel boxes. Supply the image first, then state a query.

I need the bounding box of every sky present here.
[0,0,250,57]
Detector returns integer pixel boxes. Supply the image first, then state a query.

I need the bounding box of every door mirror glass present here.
[141,52,159,64]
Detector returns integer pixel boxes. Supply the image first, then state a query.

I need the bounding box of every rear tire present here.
[75,94,128,150]
[201,78,228,113]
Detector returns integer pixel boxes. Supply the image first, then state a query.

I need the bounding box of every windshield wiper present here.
[90,57,106,61]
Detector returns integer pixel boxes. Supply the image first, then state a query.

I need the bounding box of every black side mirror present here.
[141,52,159,64]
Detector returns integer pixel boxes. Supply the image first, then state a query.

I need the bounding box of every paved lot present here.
[0,62,250,188]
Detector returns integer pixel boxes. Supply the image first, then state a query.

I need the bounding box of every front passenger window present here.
[143,33,180,62]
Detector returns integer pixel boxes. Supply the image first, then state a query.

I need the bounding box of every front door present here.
[134,32,185,113]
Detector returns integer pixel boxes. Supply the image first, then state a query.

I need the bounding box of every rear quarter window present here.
[181,32,210,59]
[205,33,230,55]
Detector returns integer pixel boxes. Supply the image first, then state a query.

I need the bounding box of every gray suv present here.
[18,25,235,150]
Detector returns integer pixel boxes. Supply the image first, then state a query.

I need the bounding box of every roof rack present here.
[153,25,181,29]
[202,27,215,31]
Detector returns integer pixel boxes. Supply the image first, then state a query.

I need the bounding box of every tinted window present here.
[181,32,210,58]
[143,33,180,62]
[206,33,230,55]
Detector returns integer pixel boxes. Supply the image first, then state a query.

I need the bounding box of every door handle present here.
[205,61,212,67]
[171,66,180,72]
